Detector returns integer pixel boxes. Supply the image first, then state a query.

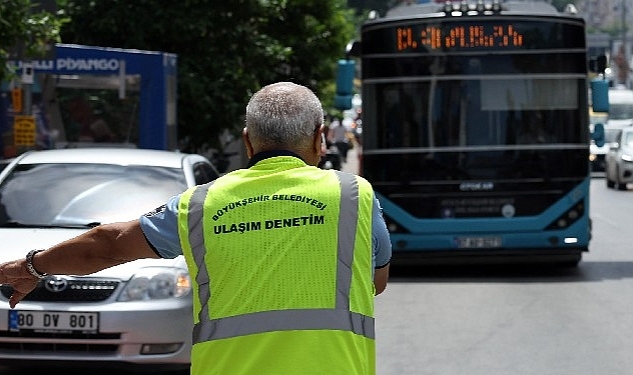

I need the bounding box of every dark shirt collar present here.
[247,150,305,168]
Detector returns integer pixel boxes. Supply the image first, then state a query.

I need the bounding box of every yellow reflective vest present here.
[178,156,376,375]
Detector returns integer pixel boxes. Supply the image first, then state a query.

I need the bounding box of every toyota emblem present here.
[44,276,69,292]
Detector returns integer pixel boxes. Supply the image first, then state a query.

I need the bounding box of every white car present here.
[605,127,633,190]
[590,89,633,172]
[0,148,219,374]
[590,125,628,172]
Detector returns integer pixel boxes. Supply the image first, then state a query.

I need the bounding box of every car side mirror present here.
[591,122,605,147]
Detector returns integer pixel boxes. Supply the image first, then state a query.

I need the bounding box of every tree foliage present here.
[0,0,67,82]
[60,0,355,151]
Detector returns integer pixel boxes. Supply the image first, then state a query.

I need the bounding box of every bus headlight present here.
[546,201,584,230]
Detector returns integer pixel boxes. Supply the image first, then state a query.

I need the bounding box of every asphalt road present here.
[375,175,633,375]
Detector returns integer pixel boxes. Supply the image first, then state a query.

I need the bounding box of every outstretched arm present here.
[0,219,159,308]
[374,264,390,295]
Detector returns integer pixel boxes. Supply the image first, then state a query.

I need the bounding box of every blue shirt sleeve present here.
[372,194,392,269]
[139,194,182,259]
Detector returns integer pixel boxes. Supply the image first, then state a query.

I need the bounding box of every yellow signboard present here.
[13,115,36,147]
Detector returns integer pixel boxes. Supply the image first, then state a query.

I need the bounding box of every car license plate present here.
[8,310,99,333]
[455,236,502,249]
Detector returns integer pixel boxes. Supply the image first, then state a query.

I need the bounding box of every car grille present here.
[0,278,120,302]
[0,278,123,354]
[0,331,120,353]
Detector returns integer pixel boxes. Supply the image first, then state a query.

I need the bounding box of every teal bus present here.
[336,0,606,265]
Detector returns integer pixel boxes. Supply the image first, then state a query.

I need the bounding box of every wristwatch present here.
[25,250,48,279]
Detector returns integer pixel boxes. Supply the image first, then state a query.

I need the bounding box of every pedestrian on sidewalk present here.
[328,116,352,163]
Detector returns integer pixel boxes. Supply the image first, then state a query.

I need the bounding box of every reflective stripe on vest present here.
[185,171,375,344]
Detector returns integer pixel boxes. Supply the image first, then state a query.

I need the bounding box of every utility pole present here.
[623,0,628,63]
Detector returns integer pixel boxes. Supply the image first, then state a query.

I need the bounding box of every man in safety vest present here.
[0,81,392,375]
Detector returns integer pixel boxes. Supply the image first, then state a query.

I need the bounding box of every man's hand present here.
[0,260,39,308]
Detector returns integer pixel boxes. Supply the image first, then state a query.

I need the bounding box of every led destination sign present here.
[362,19,585,54]
[396,24,524,51]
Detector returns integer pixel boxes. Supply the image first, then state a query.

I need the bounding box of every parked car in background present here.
[0,148,219,374]
[605,127,633,190]
[591,126,625,172]
[591,89,633,172]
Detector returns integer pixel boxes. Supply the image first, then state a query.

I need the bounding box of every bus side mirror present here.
[590,78,609,113]
[592,122,605,148]
[334,59,356,110]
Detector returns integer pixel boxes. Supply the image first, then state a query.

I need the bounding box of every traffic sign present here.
[13,115,36,146]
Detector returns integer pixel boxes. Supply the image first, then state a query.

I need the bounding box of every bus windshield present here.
[363,77,587,184]
[373,78,582,149]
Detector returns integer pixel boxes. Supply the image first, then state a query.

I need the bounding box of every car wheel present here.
[615,166,628,190]
[604,168,615,189]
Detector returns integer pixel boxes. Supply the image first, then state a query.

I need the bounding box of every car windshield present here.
[608,103,633,120]
[605,128,621,143]
[0,163,187,227]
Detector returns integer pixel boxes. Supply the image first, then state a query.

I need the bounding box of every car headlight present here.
[622,154,633,162]
[118,267,191,301]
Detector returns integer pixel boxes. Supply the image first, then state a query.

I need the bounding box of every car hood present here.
[590,143,610,155]
[606,119,633,127]
[0,228,187,279]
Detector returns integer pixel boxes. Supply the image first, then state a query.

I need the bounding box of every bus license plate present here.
[455,236,502,249]
[8,310,99,333]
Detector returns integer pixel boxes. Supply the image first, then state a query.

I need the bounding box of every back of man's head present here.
[245,82,323,150]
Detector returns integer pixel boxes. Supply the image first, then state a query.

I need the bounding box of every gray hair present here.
[245,82,324,149]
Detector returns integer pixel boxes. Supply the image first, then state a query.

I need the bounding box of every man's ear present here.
[242,127,254,159]
[314,125,325,156]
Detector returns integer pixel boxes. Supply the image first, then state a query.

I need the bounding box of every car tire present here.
[606,176,615,188]
[615,166,628,190]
